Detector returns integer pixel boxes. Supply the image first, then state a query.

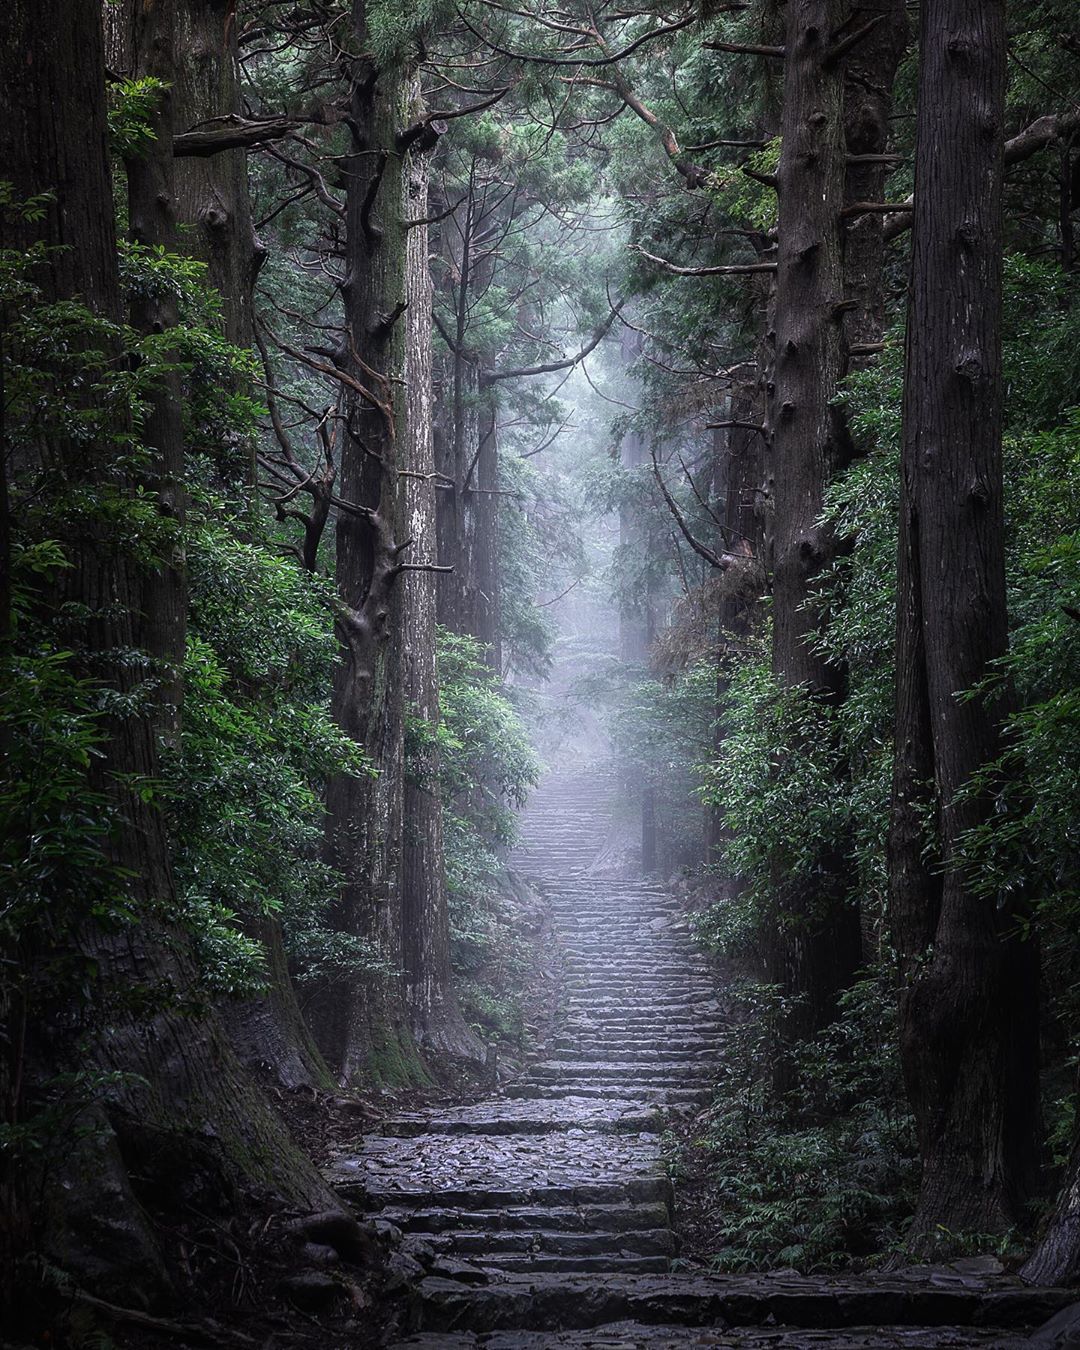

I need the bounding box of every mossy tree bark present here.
[888,0,1039,1242]
[433,170,502,660]
[109,0,188,741]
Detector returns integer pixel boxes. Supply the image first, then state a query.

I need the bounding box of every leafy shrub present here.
[416,628,539,1041]
[163,509,377,996]
[673,977,918,1271]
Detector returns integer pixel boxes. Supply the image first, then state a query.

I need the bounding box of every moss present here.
[365,1026,432,1090]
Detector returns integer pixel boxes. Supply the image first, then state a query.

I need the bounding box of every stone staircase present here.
[506,767,619,879]
[326,767,1076,1346]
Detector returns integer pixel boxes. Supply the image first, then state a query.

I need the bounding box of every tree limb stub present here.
[703,40,785,59]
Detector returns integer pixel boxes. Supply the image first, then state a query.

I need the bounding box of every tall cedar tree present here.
[317,1,427,1085]
[401,78,484,1061]
[888,0,1040,1239]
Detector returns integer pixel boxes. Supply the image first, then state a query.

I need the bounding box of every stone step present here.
[561,993,723,1004]
[472,1254,672,1276]
[381,1100,663,1136]
[529,1062,713,1081]
[505,1084,709,1105]
[560,996,717,1009]
[562,1017,725,1032]
[410,1271,1076,1336]
[359,1177,674,1210]
[375,1202,672,1236]
[410,1228,677,1258]
[552,1035,720,1049]
[551,1046,716,1060]
[392,1325,1036,1348]
[561,968,714,982]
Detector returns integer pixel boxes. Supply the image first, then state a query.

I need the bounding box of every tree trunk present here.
[840,1,909,367]
[400,86,484,1064]
[888,0,1039,1242]
[462,401,502,663]
[112,0,188,740]
[316,5,427,1087]
[765,0,862,1047]
[173,0,264,493]
[1,0,334,1305]
[1022,1117,1080,1284]
[173,0,264,351]
[707,364,768,877]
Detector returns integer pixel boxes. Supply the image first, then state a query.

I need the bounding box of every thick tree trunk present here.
[888,0,1039,1241]
[763,0,908,1044]
[400,90,484,1064]
[765,0,862,1045]
[432,176,502,661]
[1,0,334,1304]
[113,0,188,740]
[840,2,909,366]
[111,0,332,1095]
[173,0,264,351]
[316,6,426,1087]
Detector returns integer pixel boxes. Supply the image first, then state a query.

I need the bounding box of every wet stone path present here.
[330,770,1076,1346]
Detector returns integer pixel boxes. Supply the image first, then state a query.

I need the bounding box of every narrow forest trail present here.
[329,769,1073,1347]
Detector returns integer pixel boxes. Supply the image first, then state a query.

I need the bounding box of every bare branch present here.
[634,245,776,277]
[703,39,785,59]
[650,445,736,571]
[824,15,885,67]
[489,298,625,382]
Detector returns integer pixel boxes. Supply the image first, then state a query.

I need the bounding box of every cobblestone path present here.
[331,770,1075,1346]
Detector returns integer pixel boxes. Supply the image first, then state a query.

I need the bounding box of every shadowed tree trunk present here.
[174,0,264,351]
[401,84,484,1064]
[888,0,1039,1242]
[706,363,767,875]
[1023,1125,1080,1285]
[763,1,908,1053]
[616,328,664,872]
[433,173,502,662]
[316,2,427,1087]
[109,0,188,740]
[1,0,334,1303]
[765,0,862,1050]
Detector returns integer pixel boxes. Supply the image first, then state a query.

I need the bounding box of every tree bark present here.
[1,0,334,1303]
[400,83,484,1064]
[707,362,768,876]
[315,5,427,1087]
[173,0,264,350]
[888,0,1039,1242]
[765,0,863,1048]
[1022,1119,1080,1284]
[113,0,188,741]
